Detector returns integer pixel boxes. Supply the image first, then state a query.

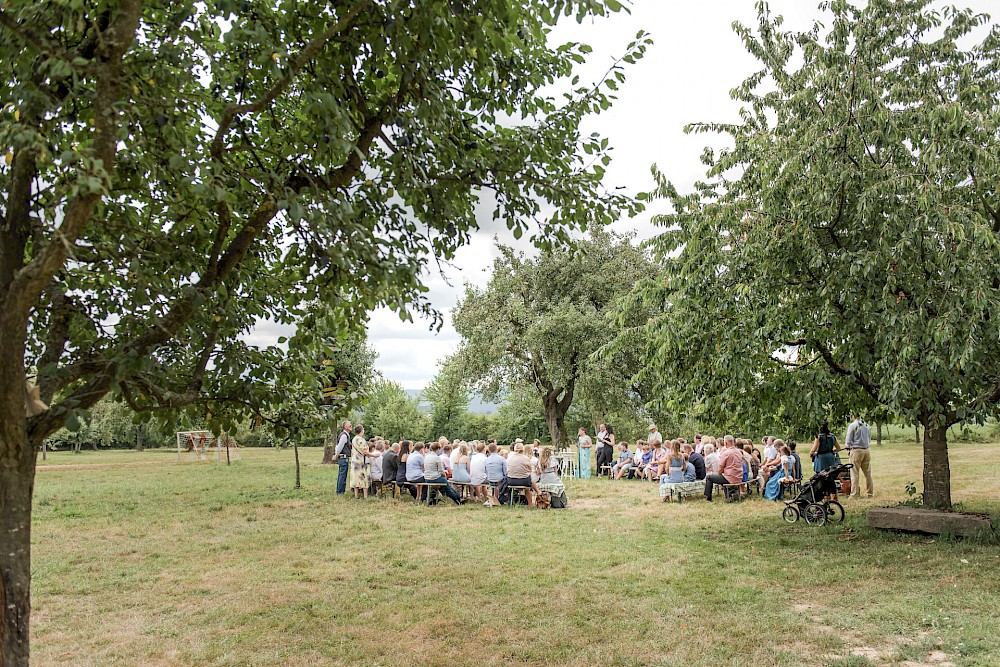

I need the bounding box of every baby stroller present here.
[782,463,852,526]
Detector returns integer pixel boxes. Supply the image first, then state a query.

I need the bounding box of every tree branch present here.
[209,0,372,160]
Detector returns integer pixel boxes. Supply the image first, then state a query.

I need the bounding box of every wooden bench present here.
[379,481,406,498]
[506,485,533,507]
[412,481,449,505]
[720,477,761,502]
[449,480,474,500]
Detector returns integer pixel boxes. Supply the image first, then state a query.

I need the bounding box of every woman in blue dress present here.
[577,427,593,479]
[452,443,471,483]
[764,445,793,500]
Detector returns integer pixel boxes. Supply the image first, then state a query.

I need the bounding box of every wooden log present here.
[867,507,993,538]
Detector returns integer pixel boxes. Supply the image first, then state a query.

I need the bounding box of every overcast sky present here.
[368,0,823,389]
[247,0,996,389]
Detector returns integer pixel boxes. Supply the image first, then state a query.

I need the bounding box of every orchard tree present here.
[623,0,1000,509]
[362,378,428,442]
[453,229,654,447]
[0,0,649,662]
[258,303,376,476]
[422,355,471,439]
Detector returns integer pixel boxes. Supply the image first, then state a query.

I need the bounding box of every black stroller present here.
[782,463,852,526]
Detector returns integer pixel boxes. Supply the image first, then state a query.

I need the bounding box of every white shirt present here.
[763,444,778,462]
[596,430,608,451]
[450,446,462,465]
[370,452,383,480]
[705,452,720,475]
[647,431,663,446]
[469,452,488,482]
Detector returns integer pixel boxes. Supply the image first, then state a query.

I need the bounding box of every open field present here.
[32,442,1000,667]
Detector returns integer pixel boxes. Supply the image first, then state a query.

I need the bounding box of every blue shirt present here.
[406,451,425,482]
[682,462,697,482]
[617,450,632,464]
[484,454,507,483]
[640,451,653,466]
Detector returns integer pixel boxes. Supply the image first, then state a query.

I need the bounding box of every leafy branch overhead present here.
[0,2,648,663]
[1,0,649,441]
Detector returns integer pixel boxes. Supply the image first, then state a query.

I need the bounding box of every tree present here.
[313,323,377,465]
[453,229,654,448]
[422,355,470,440]
[0,0,649,661]
[622,1,1000,510]
[362,378,428,442]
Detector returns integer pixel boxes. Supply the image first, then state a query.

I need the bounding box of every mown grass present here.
[32,442,1000,667]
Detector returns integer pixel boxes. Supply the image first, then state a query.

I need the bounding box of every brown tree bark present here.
[321,433,337,465]
[875,421,882,446]
[542,386,573,449]
[1,372,34,666]
[922,424,952,510]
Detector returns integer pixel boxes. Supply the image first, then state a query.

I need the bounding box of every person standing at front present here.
[845,413,873,498]
[349,425,378,499]
[577,427,593,479]
[595,423,615,476]
[334,420,352,494]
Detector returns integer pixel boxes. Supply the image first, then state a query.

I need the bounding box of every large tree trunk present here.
[1,390,35,667]
[875,422,882,446]
[542,391,571,449]
[321,432,336,465]
[922,424,952,510]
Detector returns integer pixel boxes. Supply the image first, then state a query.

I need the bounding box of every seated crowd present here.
[342,420,805,506]
[343,426,567,508]
[605,433,803,502]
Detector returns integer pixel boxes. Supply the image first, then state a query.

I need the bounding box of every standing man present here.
[647,425,663,448]
[334,420,352,495]
[595,423,614,477]
[845,413,873,498]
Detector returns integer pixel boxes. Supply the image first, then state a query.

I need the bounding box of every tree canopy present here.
[453,228,654,447]
[0,1,648,662]
[361,378,428,443]
[618,0,1000,509]
[422,355,471,440]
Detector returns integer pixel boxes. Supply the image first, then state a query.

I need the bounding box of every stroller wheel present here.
[825,500,845,523]
[803,503,827,526]
[782,505,799,523]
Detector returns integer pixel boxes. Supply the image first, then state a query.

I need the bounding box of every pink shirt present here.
[648,448,668,468]
[719,447,744,484]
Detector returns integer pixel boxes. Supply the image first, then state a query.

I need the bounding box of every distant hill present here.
[405,389,500,415]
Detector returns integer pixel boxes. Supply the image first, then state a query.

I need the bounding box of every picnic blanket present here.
[659,480,705,500]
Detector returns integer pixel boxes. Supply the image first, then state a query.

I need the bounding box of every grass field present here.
[32,441,1000,667]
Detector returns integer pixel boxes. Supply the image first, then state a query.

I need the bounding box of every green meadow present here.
[32,441,1000,667]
